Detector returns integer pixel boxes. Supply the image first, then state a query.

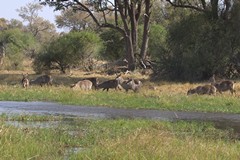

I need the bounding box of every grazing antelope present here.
[70,79,93,90]
[21,73,29,88]
[187,84,217,95]
[97,74,123,91]
[30,75,53,87]
[209,74,236,94]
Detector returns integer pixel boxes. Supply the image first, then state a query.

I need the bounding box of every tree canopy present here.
[33,31,103,73]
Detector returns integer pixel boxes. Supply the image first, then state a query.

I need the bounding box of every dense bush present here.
[0,28,35,70]
[33,31,103,73]
[99,28,124,61]
[155,11,240,81]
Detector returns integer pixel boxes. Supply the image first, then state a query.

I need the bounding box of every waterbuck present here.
[209,74,236,94]
[120,78,142,92]
[83,77,99,90]
[213,80,236,94]
[21,73,29,88]
[187,84,217,95]
[70,79,93,90]
[97,74,123,91]
[30,75,53,87]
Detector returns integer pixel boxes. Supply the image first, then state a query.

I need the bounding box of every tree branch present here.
[165,0,206,12]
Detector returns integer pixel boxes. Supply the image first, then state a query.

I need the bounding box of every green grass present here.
[0,85,240,113]
[0,114,239,160]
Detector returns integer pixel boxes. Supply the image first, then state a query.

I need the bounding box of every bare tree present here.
[17,2,57,40]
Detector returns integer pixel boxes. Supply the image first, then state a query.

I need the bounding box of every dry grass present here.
[1,69,240,97]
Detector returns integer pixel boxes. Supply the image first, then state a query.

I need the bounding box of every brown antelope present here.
[70,79,93,90]
[30,75,53,87]
[213,80,236,94]
[120,78,142,92]
[187,84,217,95]
[209,74,236,94]
[83,77,99,90]
[97,74,123,91]
[21,73,29,88]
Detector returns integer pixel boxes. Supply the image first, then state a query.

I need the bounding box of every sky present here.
[0,0,61,30]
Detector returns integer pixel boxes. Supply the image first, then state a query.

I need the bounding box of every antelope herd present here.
[21,73,237,95]
[187,74,236,95]
[21,73,143,93]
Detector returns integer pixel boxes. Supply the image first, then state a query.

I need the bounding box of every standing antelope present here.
[97,74,123,91]
[21,73,29,88]
[83,77,99,90]
[209,74,236,94]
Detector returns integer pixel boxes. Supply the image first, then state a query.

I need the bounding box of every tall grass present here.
[70,120,240,160]
[0,114,239,160]
[0,85,240,113]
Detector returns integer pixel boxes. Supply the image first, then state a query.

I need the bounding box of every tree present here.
[166,0,233,20]
[40,0,152,71]
[99,28,124,60]
[17,3,57,43]
[17,2,58,59]
[0,28,36,69]
[160,0,240,80]
[33,31,103,73]
[55,8,97,31]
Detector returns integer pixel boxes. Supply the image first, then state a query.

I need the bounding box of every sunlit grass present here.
[70,119,240,160]
[1,71,240,113]
[0,114,239,160]
[0,83,240,113]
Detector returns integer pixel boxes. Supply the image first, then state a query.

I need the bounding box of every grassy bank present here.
[0,115,239,160]
[0,85,240,113]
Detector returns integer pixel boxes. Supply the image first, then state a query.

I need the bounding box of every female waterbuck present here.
[21,73,29,88]
[70,79,93,90]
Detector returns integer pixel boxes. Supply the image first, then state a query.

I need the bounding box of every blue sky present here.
[0,0,59,26]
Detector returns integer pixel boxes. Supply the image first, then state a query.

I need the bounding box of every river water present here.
[0,101,240,132]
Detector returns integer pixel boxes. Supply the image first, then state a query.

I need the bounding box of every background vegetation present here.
[1,1,240,81]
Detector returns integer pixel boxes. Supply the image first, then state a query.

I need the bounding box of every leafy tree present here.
[33,31,103,73]
[0,28,36,69]
[40,0,152,70]
[0,18,8,31]
[156,0,240,81]
[7,19,25,30]
[156,11,240,81]
[56,8,97,31]
[166,0,232,20]
[139,24,167,61]
[17,2,58,58]
[99,28,124,60]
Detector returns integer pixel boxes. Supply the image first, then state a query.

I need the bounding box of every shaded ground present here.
[0,101,240,133]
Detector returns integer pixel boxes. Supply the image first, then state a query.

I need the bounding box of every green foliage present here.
[157,13,238,81]
[33,31,103,73]
[99,28,124,60]
[148,24,168,60]
[0,28,35,70]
